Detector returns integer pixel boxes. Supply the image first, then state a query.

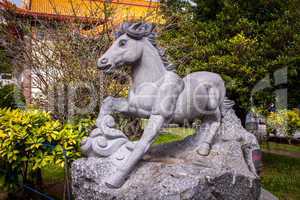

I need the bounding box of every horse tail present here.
[206,86,220,110]
[205,80,226,113]
[220,97,235,117]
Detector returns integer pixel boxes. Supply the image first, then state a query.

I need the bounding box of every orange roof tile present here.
[1,0,163,36]
[26,0,161,24]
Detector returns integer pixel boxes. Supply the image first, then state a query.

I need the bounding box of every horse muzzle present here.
[98,63,112,70]
[97,58,115,74]
[98,64,115,74]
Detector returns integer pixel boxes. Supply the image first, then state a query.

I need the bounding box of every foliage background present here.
[159,0,300,119]
[0,84,24,108]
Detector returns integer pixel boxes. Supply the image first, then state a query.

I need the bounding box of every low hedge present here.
[266,109,300,143]
[0,108,94,190]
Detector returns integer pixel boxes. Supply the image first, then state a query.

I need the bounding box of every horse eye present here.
[119,39,127,47]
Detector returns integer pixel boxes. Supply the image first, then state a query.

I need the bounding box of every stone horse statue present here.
[81,22,260,189]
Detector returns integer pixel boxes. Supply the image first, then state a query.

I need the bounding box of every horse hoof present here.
[105,181,121,189]
[196,143,211,156]
[105,170,127,189]
[105,178,124,189]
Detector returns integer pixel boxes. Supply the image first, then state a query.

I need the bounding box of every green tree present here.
[0,47,12,73]
[0,84,25,108]
[159,0,300,119]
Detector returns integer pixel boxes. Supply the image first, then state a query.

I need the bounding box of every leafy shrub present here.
[0,108,94,190]
[266,109,300,143]
[0,84,25,109]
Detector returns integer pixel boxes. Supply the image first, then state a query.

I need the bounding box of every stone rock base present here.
[259,188,278,200]
[72,139,261,200]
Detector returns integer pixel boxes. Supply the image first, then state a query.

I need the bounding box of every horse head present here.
[97,22,156,74]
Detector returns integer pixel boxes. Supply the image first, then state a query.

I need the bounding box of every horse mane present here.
[115,22,176,72]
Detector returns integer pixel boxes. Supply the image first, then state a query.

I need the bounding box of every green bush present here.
[160,0,300,112]
[266,109,300,143]
[0,84,25,109]
[0,108,94,190]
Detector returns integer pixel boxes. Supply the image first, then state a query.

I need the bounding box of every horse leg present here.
[99,96,129,117]
[98,96,152,120]
[105,115,165,188]
[95,96,133,129]
[195,110,221,156]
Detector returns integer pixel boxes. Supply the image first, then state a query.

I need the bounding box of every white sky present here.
[11,0,22,6]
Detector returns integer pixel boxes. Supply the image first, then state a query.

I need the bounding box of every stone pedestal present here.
[72,139,261,200]
[72,109,268,200]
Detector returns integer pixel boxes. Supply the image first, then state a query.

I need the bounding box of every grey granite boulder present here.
[72,109,266,199]
[259,188,278,200]
[72,139,261,200]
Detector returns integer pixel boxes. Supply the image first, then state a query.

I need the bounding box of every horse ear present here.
[148,24,156,33]
[127,22,145,39]
[121,22,131,32]
[132,22,143,30]
[115,22,130,39]
[125,22,157,39]
[141,23,156,36]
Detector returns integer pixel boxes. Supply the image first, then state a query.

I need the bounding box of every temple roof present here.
[1,0,162,36]
[13,0,161,24]
[27,0,159,15]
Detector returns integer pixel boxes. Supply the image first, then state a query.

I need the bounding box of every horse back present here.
[183,71,225,86]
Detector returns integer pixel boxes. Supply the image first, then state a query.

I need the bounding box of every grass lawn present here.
[155,127,193,145]
[41,165,65,199]
[155,127,194,145]
[42,164,65,184]
[261,153,300,200]
[261,141,300,153]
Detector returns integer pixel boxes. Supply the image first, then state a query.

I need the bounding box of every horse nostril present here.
[100,58,108,65]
